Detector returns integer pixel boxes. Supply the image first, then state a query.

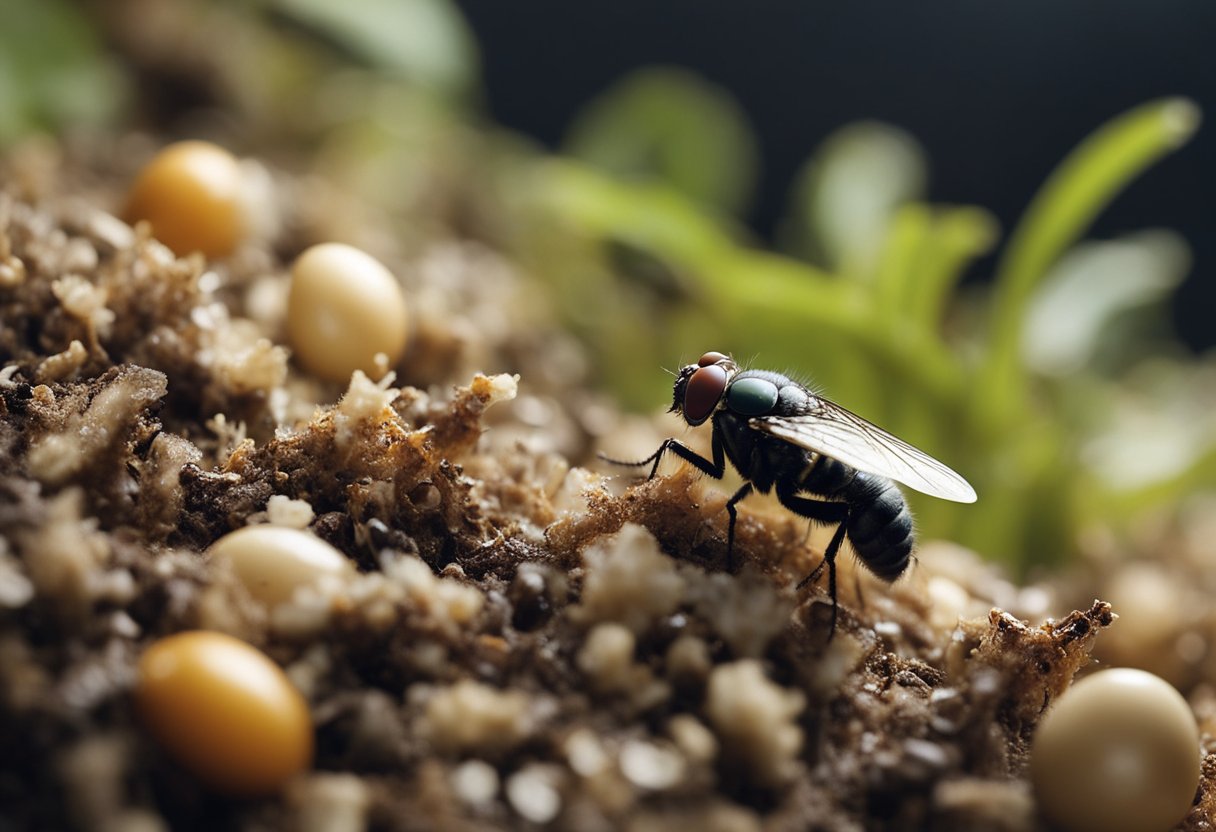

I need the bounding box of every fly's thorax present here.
[725,376,779,416]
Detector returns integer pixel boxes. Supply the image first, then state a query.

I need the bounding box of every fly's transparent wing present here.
[751,398,977,503]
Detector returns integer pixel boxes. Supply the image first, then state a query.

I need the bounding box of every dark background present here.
[455,0,1215,351]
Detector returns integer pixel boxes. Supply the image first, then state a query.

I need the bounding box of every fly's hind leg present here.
[776,481,850,638]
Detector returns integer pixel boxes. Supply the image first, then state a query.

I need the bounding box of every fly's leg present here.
[724,482,754,572]
[604,428,753,571]
[776,481,850,638]
[599,429,726,482]
[797,522,849,637]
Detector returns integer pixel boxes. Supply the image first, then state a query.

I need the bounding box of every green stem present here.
[974,97,1200,433]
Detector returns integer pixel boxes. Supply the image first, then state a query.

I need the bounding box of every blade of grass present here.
[906,206,999,330]
[973,97,1200,436]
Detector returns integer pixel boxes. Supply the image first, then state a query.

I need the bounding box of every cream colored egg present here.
[209,525,351,606]
[286,243,408,382]
[1031,667,1200,832]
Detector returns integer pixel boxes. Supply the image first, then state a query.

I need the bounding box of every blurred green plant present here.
[0,4,1205,571]
[269,0,479,102]
[564,67,760,217]
[528,78,1203,570]
[0,0,128,144]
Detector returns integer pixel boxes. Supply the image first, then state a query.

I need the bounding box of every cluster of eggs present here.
[125,140,408,383]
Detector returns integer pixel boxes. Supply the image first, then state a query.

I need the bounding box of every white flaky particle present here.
[481,372,519,407]
[576,622,672,706]
[288,773,371,832]
[686,570,791,657]
[705,660,806,786]
[668,714,718,764]
[451,760,499,806]
[334,370,399,448]
[216,336,288,394]
[382,553,484,627]
[574,523,685,633]
[266,495,316,529]
[577,622,635,692]
[619,739,686,790]
[35,339,88,383]
[564,728,610,777]
[0,548,35,608]
[506,764,562,825]
[17,489,111,614]
[51,274,115,336]
[421,680,531,755]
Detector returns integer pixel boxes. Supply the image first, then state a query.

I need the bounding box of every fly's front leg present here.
[599,428,726,482]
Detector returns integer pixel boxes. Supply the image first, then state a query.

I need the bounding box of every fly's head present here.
[671,351,736,427]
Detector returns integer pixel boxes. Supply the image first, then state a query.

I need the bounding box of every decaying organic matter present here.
[0,166,1212,832]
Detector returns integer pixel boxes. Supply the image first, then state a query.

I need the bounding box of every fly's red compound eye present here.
[698,351,730,367]
[683,363,728,426]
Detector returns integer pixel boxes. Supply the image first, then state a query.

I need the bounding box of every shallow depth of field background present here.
[3,0,1215,575]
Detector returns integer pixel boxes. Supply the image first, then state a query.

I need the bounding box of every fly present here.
[603,350,977,634]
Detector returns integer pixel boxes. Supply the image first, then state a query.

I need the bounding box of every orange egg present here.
[135,631,313,795]
[124,141,245,258]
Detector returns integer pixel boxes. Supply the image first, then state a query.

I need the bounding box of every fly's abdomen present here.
[845,475,913,581]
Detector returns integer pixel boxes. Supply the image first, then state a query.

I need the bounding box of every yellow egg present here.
[286,243,409,382]
[135,631,313,795]
[124,141,246,259]
[209,525,351,607]
[1030,667,1199,832]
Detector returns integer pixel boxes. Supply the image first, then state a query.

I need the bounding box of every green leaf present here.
[974,98,1200,435]
[0,0,127,145]
[780,121,928,277]
[1022,230,1190,376]
[271,0,479,100]
[563,67,760,217]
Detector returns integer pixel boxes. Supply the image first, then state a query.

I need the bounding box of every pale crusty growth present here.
[945,601,1115,735]
[686,569,793,657]
[505,763,564,824]
[16,489,114,619]
[35,338,88,383]
[574,523,685,633]
[383,554,484,627]
[57,734,133,830]
[420,680,532,755]
[0,548,35,609]
[26,366,167,486]
[332,370,400,449]
[705,660,806,787]
[214,335,288,395]
[577,622,669,708]
[264,495,315,529]
[287,773,371,832]
[52,274,115,339]
[138,434,202,538]
[627,801,762,832]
